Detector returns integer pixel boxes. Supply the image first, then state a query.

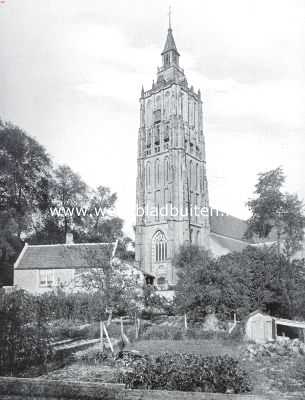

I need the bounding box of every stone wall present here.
[0,377,268,400]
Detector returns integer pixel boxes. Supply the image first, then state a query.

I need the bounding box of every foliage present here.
[0,290,52,375]
[246,167,305,258]
[141,325,183,340]
[174,245,252,320]
[49,319,100,341]
[142,284,174,318]
[121,352,251,393]
[174,244,305,320]
[38,289,107,323]
[80,251,142,321]
[115,237,135,261]
[0,122,52,284]
[0,118,129,286]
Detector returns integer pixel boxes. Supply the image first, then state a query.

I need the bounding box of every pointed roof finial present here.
[162,6,180,56]
[141,85,144,97]
[168,5,172,30]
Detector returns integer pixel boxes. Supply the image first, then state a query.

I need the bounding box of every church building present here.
[135,20,210,288]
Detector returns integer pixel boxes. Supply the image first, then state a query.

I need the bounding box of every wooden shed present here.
[245,310,275,343]
[245,310,305,343]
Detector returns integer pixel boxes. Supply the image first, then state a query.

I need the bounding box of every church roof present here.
[14,242,117,270]
[210,212,249,241]
[209,233,251,257]
[161,28,180,56]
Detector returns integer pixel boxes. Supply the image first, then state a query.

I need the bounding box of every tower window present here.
[152,230,168,262]
[146,162,151,189]
[154,110,161,124]
[155,159,160,186]
[164,157,169,183]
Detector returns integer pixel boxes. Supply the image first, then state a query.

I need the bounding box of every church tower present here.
[135,18,210,289]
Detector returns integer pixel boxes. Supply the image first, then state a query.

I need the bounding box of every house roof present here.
[14,242,117,270]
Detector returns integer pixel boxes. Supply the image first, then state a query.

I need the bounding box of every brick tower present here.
[135,19,210,289]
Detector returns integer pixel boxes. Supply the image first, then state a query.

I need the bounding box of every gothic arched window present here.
[189,160,193,189]
[164,157,169,183]
[152,230,168,262]
[146,162,151,189]
[146,100,152,126]
[155,159,160,186]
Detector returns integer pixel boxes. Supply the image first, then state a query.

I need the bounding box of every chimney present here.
[66,232,74,244]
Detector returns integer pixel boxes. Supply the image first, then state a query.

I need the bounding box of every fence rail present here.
[0,377,269,400]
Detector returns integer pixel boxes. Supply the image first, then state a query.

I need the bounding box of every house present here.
[245,310,305,343]
[14,234,118,293]
[13,233,155,294]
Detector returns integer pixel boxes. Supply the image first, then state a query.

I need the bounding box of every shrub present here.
[50,319,100,341]
[186,328,215,340]
[121,352,251,393]
[141,325,183,340]
[73,345,111,365]
[0,290,52,375]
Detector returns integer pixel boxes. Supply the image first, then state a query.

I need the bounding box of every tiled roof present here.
[209,212,249,241]
[15,242,116,270]
[209,233,251,257]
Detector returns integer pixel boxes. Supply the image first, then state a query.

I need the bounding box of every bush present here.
[39,290,106,323]
[121,352,251,393]
[0,290,52,375]
[50,319,100,341]
[185,328,215,340]
[141,325,183,340]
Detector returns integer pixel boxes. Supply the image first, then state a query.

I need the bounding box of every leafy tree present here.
[80,248,141,323]
[174,244,305,320]
[246,167,305,258]
[0,122,52,284]
[81,185,123,243]
[51,165,88,236]
[174,245,226,320]
[115,237,135,261]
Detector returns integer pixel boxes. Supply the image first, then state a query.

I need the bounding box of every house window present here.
[152,230,168,262]
[39,270,54,287]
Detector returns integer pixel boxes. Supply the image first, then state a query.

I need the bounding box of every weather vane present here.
[168,5,172,29]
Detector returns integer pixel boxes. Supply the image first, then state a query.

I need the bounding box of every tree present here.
[0,122,52,284]
[246,167,305,258]
[80,248,141,323]
[51,165,88,236]
[115,237,135,261]
[81,185,123,243]
[174,245,233,320]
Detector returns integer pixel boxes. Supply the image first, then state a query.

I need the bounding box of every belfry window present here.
[155,159,160,186]
[153,231,168,262]
[146,162,151,189]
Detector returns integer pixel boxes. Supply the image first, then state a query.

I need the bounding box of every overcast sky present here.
[0,0,304,236]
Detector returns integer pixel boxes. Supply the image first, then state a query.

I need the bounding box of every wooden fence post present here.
[103,324,114,354]
[100,321,104,351]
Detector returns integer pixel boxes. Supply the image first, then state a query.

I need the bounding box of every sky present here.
[0,0,304,237]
